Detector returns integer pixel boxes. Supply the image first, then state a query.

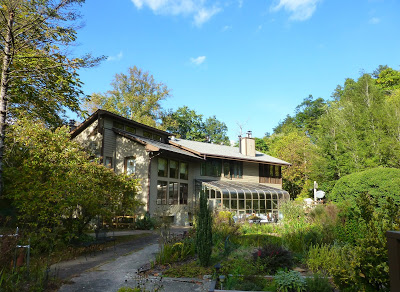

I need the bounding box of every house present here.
[71,110,291,225]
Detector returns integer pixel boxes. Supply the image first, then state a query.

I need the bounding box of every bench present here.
[70,229,116,260]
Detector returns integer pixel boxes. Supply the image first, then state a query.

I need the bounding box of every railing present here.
[259,177,282,184]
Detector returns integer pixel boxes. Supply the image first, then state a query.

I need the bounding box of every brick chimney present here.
[240,131,256,156]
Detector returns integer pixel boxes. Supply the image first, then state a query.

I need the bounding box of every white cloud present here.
[190,56,206,65]
[369,17,380,24]
[221,25,232,32]
[271,0,322,21]
[131,0,221,26]
[107,51,123,62]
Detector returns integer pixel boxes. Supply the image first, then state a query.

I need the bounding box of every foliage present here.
[135,214,158,230]
[307,243,360,291]
[195,191,213,267]
[161,106,230,145]
[83,66,170,127]
[162,260,212,278]
[308,193,400,291]
[4,119,141,251]
[273,95,326,137]
[155,237,195,265]
[0,0,103,127]
[0,262,53,292]
[328,167,400,210]
[253,243,294,274]
[304,273,333,292]
[274,270,306,292]
[266,126,317,198]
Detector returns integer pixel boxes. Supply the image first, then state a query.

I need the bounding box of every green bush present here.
[305,273,333,292]
[274,270,306,292]
[155,237,195,265]
[328,167,400,210]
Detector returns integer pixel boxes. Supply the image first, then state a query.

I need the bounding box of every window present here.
[158,158,168,177]
[169,182,178,205]
[143,131,152,139]
[157,181,168,205]
[201,159,222,177]
[169,160,178,179]
[180,183,188,205]
[259,164,281,178]
[224,161,243,179]
[153,134,162,142]
[180,162,188,180]
[125,126,136,134]
[125,157,136,175]
[113,121,124,130]
[105,156,113,169]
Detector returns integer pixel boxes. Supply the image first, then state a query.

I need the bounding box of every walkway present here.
[54,228,210,292]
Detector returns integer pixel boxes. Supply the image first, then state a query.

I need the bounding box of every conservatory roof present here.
[201,181,290,198]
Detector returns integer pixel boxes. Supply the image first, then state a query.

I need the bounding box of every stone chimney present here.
[240,131,256,156]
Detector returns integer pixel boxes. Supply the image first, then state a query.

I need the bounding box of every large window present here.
[169,160,179,179]
[180,162,188,180]
[224,161,243,179]
[180,183,188,205]
[124,157,136,175]
[169,182,179,205]
[157,181,168,205]
[201,159,222,177]
[158,158,168,177]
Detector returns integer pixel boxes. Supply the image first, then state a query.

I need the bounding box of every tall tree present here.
[0,0,102,195]
[273,95,326,137]
[83,66,171,127]
[267,125,317,198]
[161,106,230,145]
[4,118,140,247]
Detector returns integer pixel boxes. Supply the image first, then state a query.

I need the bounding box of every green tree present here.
[267,125,317,198]
[203,116,230,145]
[83,66,171,127]
[273,95,326,137]
[315,72,400,190]
[4,118,141,249]
[161,106,230,144]
[195,191,212,267]
[0,0,103,195]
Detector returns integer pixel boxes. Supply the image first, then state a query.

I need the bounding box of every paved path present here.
[54,228,210,292]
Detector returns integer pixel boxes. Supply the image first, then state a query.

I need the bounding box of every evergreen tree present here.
[195,190,212,267]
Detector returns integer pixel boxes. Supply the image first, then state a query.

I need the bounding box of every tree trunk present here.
[0,12,14,196]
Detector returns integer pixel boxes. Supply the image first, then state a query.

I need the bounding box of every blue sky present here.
[73,0,400,141]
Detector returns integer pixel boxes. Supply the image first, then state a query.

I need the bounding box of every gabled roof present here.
[113,129,202,160]
[169,138,290,166]
[70,109,170,139]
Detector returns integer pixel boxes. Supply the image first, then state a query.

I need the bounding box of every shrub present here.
[328,167,400,210]
[195,191,212,267]
[252,243,293,274]
[274,270,306,292]
[305,273,333,292]
[307,243,360,290]
[155,237,195,265]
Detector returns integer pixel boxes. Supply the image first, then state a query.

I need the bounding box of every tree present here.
[0,0,103,196]
[266,125,318,199]
[195,190,212,267]
[273,95,326,137]
[4,118,141,249]
[83,66,171,127]
[161,106,230,145]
